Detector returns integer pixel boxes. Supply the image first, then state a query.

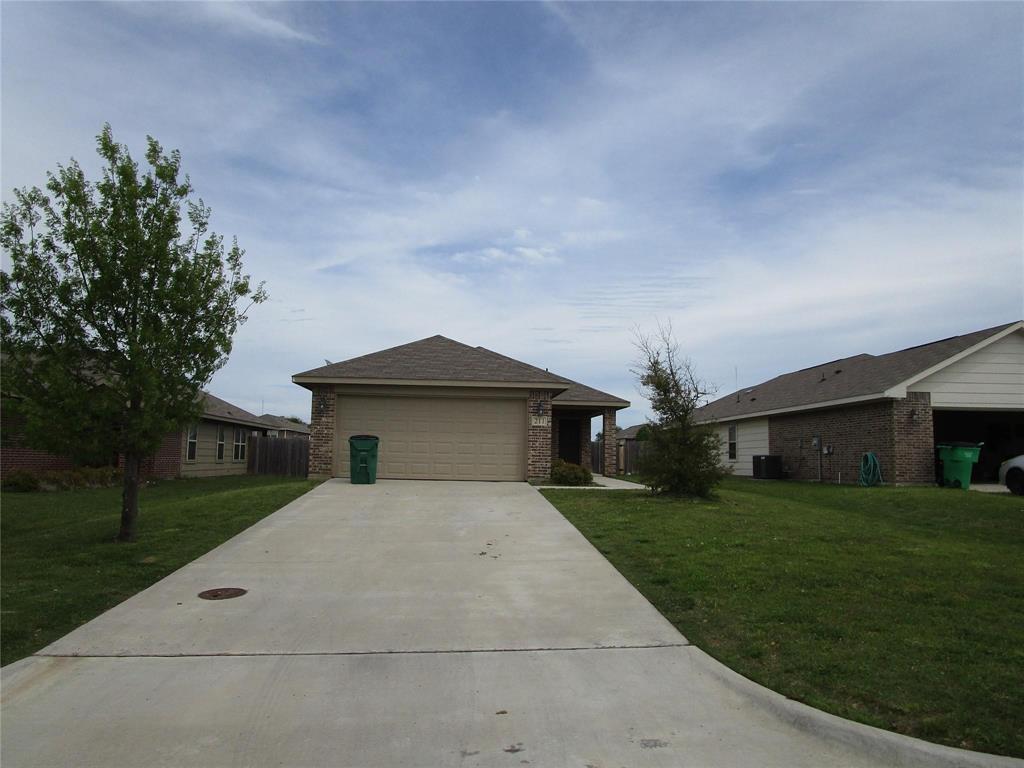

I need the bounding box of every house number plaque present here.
[530,415,551,427]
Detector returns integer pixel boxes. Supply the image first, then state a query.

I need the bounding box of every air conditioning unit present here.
[753,455,783,480]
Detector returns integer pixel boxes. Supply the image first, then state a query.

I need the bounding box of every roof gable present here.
[697,321,1021,422]
[293,335,571,387]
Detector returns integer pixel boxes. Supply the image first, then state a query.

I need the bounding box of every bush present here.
[634,324,727,497]
[550,459,593,486]
[2,470,41,492]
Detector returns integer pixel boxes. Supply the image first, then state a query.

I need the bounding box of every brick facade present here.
[1,409,77,475]
[579,418,592,470]
[768,395,935,484]
[308,385,336,480]
[602,407,618,476]
[892,392,935,484]
[527,390,553,480]
[137,430,184,479]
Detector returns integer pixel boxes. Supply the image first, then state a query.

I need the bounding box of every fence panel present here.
[590,440,604,474]
[247,435,309,477]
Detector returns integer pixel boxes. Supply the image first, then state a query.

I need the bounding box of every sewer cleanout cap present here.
[197,587,248,600]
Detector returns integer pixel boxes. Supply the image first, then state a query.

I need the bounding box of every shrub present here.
[634,324,727,497]
[550,459,593,486]
[2,469,41,492]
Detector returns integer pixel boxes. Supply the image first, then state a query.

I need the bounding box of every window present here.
[216,425,225,462]
[186,424,198,461]
[727,425,737,460]
[233,427,247,462]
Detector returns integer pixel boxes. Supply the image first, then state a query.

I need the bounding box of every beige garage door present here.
[335,395,526,481]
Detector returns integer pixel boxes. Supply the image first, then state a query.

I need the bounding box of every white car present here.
[998,455,1024,495]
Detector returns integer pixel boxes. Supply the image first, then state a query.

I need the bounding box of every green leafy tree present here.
[633,323,726,497]
[1,125,266,541]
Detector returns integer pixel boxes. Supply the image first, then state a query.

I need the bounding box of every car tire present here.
[1007,468,1024,496]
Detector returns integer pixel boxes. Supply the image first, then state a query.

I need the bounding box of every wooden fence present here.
[247,435,309,477]
[622,440,643,475]
[590,440,604,474]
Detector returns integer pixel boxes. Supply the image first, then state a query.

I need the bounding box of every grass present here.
[542,477,1024,758]
[1,474,319,665]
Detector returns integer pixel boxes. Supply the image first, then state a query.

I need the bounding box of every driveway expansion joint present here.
[35,642,692,659]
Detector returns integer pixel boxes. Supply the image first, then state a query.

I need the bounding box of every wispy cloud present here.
[2,2,1020,426]
[199,3,320,44]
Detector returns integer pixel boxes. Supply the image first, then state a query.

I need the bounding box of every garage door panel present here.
[336,395,525,481]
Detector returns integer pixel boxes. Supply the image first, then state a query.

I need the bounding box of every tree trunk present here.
[118,452,141,542]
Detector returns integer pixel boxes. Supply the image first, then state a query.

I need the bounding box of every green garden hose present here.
[859,452,883,487]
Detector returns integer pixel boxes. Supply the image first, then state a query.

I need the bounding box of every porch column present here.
[602,408,618,476]
[579,417,592,470]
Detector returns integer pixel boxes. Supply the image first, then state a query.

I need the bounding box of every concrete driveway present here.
[0,481,987,767]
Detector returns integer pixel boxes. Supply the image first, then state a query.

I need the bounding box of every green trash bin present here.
[349,435,380,484]
[936,442,982,490]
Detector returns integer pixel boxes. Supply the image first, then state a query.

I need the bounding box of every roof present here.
[293,335,571,387]
[199,392,267,429]
[616,424,644,440]
[552,380,630,408]
[259,414,310,434]
[696,321,1021,423]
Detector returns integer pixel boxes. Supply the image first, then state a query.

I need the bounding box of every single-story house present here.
[2,391,268,480]
[292,335,629,481]
[695,321,1023,484]
[259,414,310,440]
[158,392,270,479]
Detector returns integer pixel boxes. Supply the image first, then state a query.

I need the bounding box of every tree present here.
[1,125,266,541]
[632,323,726,497]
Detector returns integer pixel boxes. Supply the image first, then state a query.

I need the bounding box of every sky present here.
[2,2,1022,431]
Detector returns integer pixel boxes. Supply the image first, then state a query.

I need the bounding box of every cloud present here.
[451,245,561,266]
[194,3,320,44]
[1,2,1020,427]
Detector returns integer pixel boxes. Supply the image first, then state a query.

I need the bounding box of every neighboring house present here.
[259,414,310,439]
[168,392,269,479]
[292,335,629,481]
[2,390,267,480]
[695,321,1024,484]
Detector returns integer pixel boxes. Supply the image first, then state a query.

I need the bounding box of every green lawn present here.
[1,475,319,665]
[543,477,1024,758]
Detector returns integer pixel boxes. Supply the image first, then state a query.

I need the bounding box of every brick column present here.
[527,390,553,480]
[579,417,592,470]
[602,408,618,476]
[893,392,935,484]
[308,386,336,480]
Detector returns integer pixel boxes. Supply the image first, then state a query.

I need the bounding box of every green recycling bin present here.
[936,443,982,490]
[349,435,380,484]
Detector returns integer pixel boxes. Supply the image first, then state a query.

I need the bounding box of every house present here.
[158,392,269,479]
[259,414,310,440]
[292,335,629,481]
[695,321,1024,484]
[2,390,267,480]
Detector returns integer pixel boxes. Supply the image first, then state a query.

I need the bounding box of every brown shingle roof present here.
[259,414,310,434]
[294,335,571,387]
[616,424,644,440]
[696,322,1020,422]
[199,392,267,429]
[552,380,629,407]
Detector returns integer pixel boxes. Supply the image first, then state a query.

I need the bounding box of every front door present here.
[558,418,581,464]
